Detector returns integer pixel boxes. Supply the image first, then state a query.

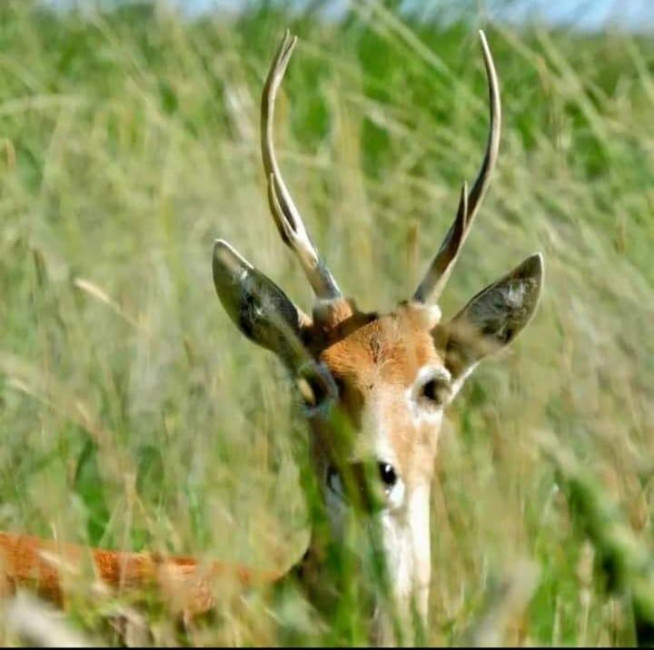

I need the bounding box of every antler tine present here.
[261,30,342,300]
[413,30,502,303]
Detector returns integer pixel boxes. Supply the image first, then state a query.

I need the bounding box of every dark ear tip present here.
[519,252,544,320]
[516,252,544,287]
[212,238,233,263]
[211,239,252,295]
[212,239,251,283]
[213,238,228,264]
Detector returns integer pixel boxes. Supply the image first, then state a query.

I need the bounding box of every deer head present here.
[212,30,543,644]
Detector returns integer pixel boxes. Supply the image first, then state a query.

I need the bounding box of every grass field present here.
[0,0,653,645]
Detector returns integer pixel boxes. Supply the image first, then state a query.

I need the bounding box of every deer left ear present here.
[435,253,544,381]
[212,239,309,366]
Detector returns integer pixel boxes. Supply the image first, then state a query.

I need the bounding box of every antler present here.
[413,30,502,304]
[261,31,342,300]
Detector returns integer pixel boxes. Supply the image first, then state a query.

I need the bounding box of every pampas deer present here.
[0,30,543,645]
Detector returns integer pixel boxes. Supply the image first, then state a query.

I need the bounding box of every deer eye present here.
[419,377,450,408]
[297,364,336,411]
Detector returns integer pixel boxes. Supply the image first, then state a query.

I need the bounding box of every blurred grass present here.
[0,0,653,645]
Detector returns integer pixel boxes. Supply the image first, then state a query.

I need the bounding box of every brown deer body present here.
[0,30,543,645]
[0,532,280,619]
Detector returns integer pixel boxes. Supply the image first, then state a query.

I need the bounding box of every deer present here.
[0,30,543,645]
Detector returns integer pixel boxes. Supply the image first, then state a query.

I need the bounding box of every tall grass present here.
[0,0,653,644]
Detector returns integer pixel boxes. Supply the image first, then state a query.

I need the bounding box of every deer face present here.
[212,30,543,637]
[302,302,446,518]
[213,240,541,528]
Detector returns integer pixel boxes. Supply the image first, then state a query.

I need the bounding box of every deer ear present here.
[436,253,544,381]
[212,240,309,364]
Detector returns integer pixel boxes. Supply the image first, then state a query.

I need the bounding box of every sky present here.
[490,0,654,31]
[44,0,654,32]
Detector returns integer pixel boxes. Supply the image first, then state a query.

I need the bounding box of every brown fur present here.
[0,532,281,618]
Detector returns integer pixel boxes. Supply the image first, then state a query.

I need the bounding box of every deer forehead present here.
[317,305,444,389]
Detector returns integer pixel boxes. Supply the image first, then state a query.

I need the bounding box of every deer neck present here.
[288,484,432,645]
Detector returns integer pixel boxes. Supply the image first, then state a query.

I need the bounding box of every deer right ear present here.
[435,253,544,382]
[212,240,308,363]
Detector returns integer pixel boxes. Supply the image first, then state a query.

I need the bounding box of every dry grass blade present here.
[73,277,147,334]
[461,560,540,647]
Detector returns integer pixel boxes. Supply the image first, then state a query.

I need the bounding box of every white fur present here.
[372,485,432,645]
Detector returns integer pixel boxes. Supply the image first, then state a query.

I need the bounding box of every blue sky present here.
[491,0,654,31]
[173,0,653,30]
[44,1,654,32]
